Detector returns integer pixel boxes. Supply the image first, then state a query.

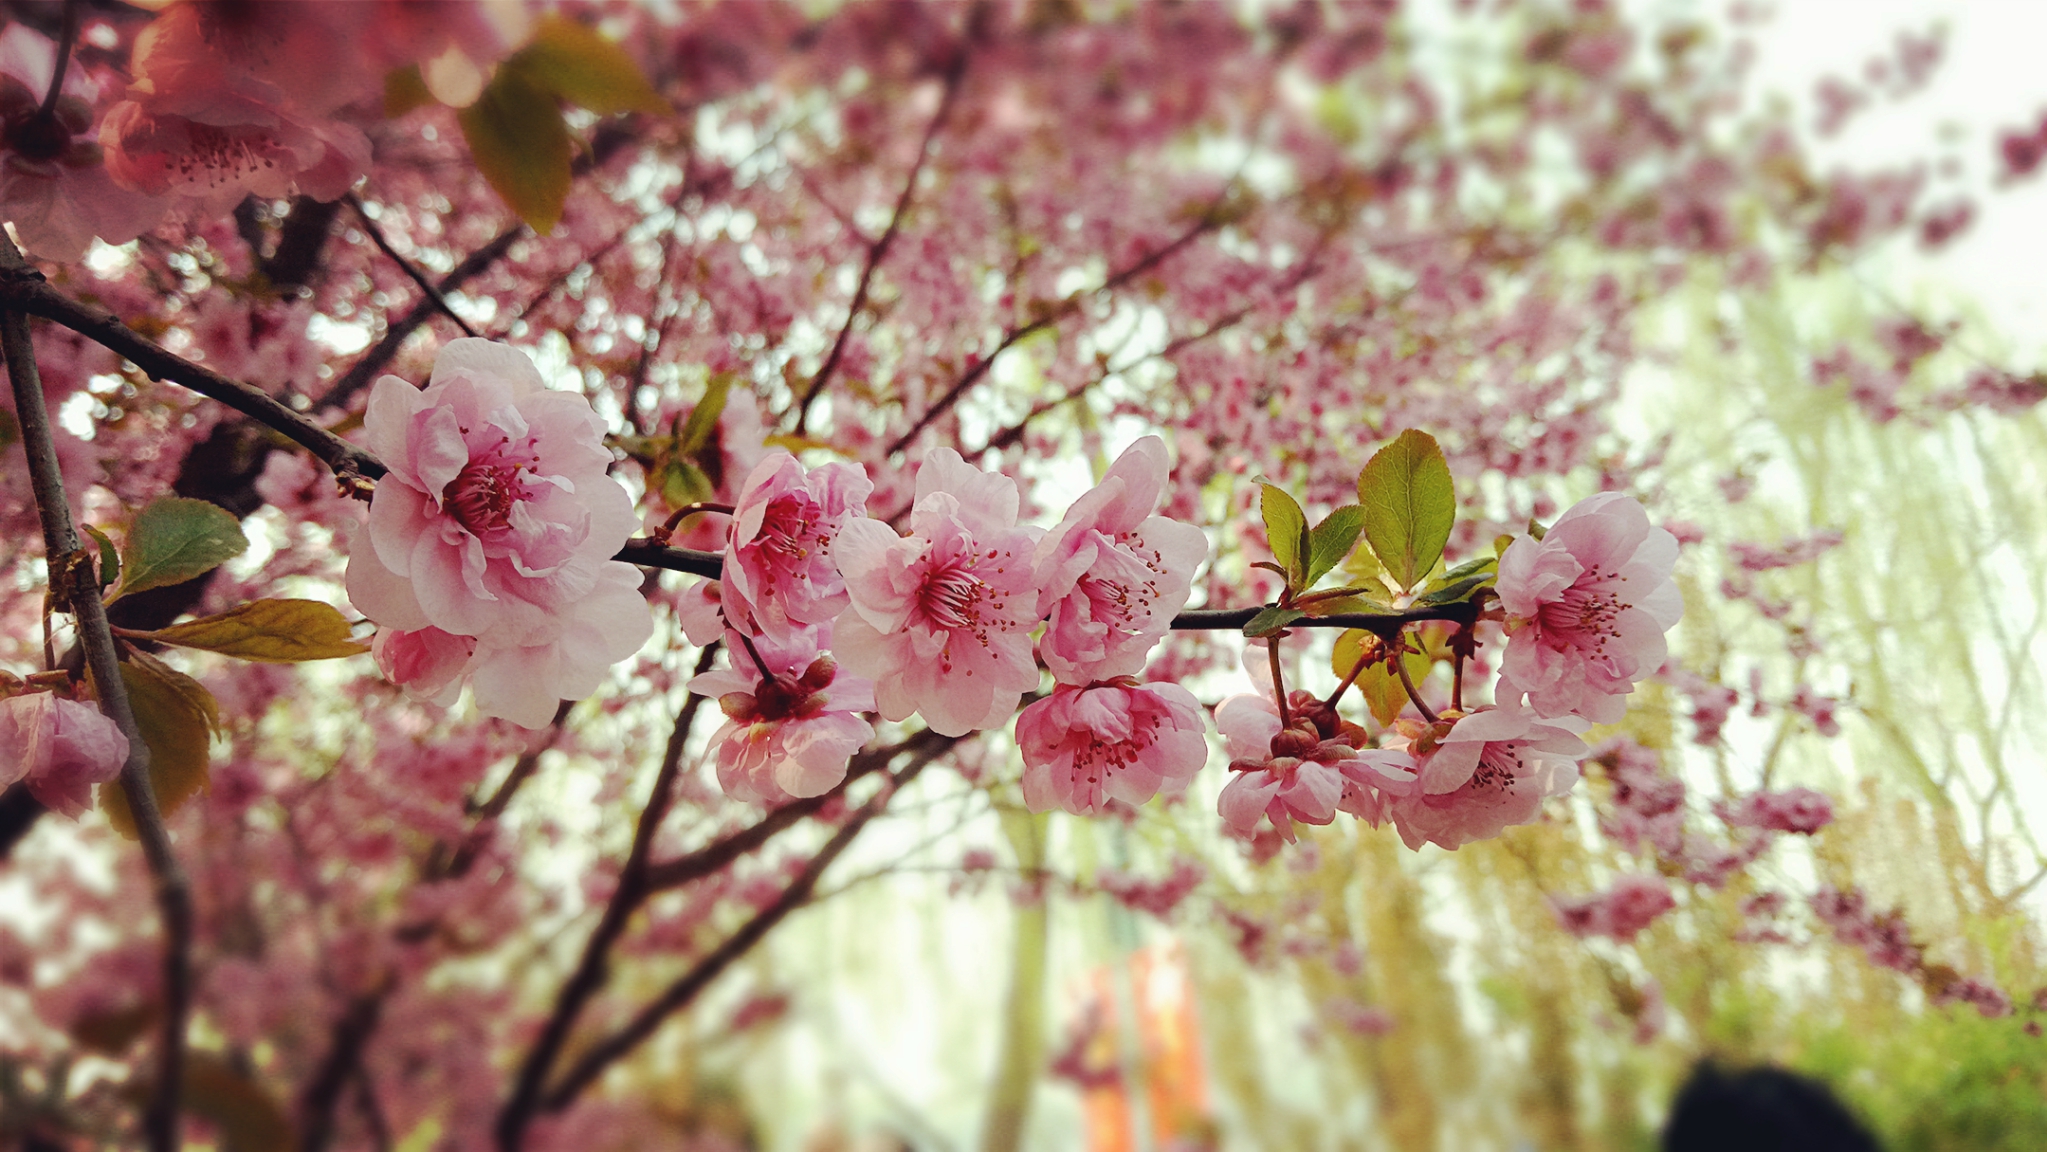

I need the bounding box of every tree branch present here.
[494,644,720,1151]
[535,746,944,1117]
[317,222,524,411]
[0,240,192,1152]
[0,265,384,488]
[883,203,1232,458]
[641,727,957,892]
[791,11,977,434]
[296,988,387,1152]
[345,194,478,338]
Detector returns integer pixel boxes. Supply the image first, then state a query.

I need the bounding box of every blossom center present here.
[443,441,537,536]
[1539,581,1623,651]
[918,555,1009,638]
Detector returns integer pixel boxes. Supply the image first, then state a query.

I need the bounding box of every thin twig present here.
[537,748,943,1115]
[641,728,957,892]
[317,223,524,410]
[792,9,977,434]
[883,201,1233,457]
[0,266,384,487]
[0,238,192,1152]
[494,644,721,1151]
[345,194,479,338]
[1392,631,1440,724]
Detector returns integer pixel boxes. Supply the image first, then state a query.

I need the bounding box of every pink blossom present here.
[1016,681,1207,816]
[0,26,165,261]
[1213,694,1345,842]
[1717,786,1834,835]
[720,451,872,639]
[345,340,653,728]
[0,692,128,819]
[689,626,875,804]
[1385,705,1587,851]
[1033,436,1207,684]
[1097,856,1206,918]
[1728,529,1844,572]
[1496,492,1682,724]
[831,449,1042,736]
[1553,874,1676,941]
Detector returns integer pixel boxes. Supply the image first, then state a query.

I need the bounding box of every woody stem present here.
[737,632,778,683]
[1268,636,1290,727]
[1392,631,1440,724]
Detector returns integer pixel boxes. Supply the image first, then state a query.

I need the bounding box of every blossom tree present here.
[0,2,2041,1149]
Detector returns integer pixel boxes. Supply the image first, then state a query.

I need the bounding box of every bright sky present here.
[1741,0,2047,350]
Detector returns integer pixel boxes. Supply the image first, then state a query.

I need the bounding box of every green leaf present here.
[1299,592,1394,617]
[511,15,668,115]
[1357,430,1456,593]
[1332,629,1431,727]
[1415,573,1494,607]
[656,458,714,510]
[135,599,370,663]
[101,654,216,838]
[458,68,573,235]
[114,497,247,601]
[1304,504,1367,588]
[1257,483,1309,586]
[80,523,119,589]
[1242,605,1306,638]
[675,374,733,456]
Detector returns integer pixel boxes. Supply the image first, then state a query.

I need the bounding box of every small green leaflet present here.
[1258,482,1310,587]
[1242,605,1306,638]
[458,68,574,235]
[112,497,247,602]
[1304,504,1366,589]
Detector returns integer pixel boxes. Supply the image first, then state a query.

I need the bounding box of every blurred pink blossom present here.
[0,25,165,261]
[1553,874,1676,941]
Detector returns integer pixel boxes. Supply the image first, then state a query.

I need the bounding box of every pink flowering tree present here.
[0,3,2043,1149]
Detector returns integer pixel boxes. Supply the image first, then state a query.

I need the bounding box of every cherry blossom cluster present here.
[338,346,1691,855]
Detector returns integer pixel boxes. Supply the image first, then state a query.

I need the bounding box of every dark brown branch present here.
[494,644,720,1151]
[261,196,345,293]
[296,989,387,1152]
[0,239,192,1152]
[346,194,478,338]
[536,747,943,1116]
[612,539,723,578]
[317,223,524,410]
[884,206,1230,457]
[0,266,384,486]
[642,727,957,892]
[791,14,976,434]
